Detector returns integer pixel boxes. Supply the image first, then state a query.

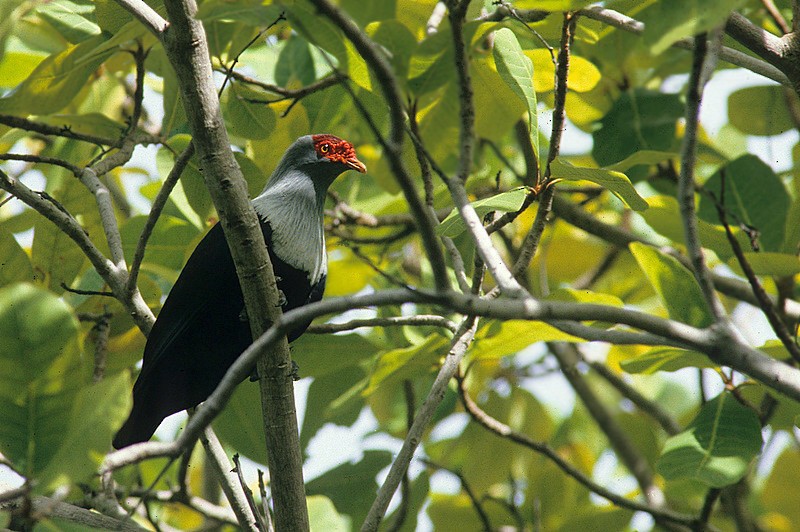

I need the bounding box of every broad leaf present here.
[657,393,763,487]
[728,85,795,137]
[0,283,89,484]
[437,187,528,237]
[592,90,683,171]
[629,242,714,328]
[0,34,115,114]
[0,228,33,287]
[639,0,747,55]
[620,347,716,374]
[549,158,648,211]
[727,252,800,278]
[494,28,538,158]
[698,154,790,253]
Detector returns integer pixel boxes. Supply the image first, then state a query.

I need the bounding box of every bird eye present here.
[320,143,330,154]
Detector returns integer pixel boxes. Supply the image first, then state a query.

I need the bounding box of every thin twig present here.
[713,174,800,364]
[455,368,700,527]
[362,317,479,531]
[550,343,665,507]
[306,315,458,334]
[232,454,269,531]
[421,459,492,530]
[127,142,195,293]
[678,33,727,321]
[199,429,259,531]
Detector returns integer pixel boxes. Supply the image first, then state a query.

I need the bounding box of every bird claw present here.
[238,307,248,322]
[277,289,287,307]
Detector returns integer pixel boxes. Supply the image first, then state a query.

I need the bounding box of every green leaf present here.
[640,196,746,260]
[728,85,795,136]
[120,214,202,272]
[275,35,317,88]
[629,242,714,328]
[213,382,266,462]
[408,28,454,96]
[363,335,448,396]
[300,366,366,452]
[657,393,763,488]
[0,283,89,481]
[469,320,583,361]
[639,0,747,55]
[0,228,33,287]
[292,333,379,379]
[197,0,283,25]
[38,372,130,490]
[35,0,100,44]
[493,28,538,158]
[0,52,47,87]
[760,447,800,523]
[437,187,528,237]
[306,450,393,525]
[605,150,678,173]
[0,34,116,115]
[37,113,126,140]
[726,252,800,278]
[31,215,86,291]
[307,495,351,531]
[155,137,204,229]
[620,347,716,374]
[697,154,790,253]
[224,82,277,140]
[549,158,648,211]
[592,90,683,170]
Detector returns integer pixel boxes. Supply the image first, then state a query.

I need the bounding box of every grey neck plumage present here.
[251,161,338,284]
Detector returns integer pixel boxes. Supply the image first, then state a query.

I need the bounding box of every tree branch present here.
[154,0,307,527]
[362,316,479,531]
[308,0,451,293]
[199,429,259,532]
[455,369,699,528]
[678,32,728,322]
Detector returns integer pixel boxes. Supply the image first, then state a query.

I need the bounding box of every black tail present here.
[112,405,164,449]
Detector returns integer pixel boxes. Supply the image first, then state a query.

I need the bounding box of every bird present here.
[112,134,366,449]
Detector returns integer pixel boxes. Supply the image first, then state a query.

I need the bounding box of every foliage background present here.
[0,0,799,530]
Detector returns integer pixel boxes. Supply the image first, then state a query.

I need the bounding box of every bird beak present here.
[345,157,367,174]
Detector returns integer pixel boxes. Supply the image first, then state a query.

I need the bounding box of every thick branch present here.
[156,0,307,528]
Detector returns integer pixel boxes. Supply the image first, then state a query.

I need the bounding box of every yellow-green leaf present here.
[549,158,648,211]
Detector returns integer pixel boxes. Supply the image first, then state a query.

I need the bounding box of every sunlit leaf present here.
[549,158,648,211]
[38,372,130,490]
[639,0,747,55]
[494,28,538,157]
[629,242,714,328]
[35,0,100,43]
[308,495,351,531]
[437,187,528,237]
[0,283,89,483]
[0,35,116,114]
[620,347,716,374]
